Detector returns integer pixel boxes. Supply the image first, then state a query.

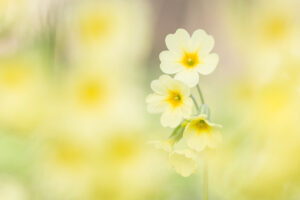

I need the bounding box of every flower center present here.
[263,16,288,41]
[55,141,85,167]
[194,119,210,134]
[110,137,139,162]
[0,66,31,89]
[198,120,207,127]
[180,51,200,68]
[79,13,112,42]
[166,91,183,108]
[78,81,103,107]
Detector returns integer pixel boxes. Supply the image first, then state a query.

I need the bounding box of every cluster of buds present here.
[146,29,222,177]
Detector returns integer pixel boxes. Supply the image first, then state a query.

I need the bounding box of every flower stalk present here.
[191,94,201,112]
[194,86,210,200]
[203,160,208,200]
[197,84,205,105]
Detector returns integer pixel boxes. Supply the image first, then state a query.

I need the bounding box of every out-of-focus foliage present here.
[209,0,300,199]
[0,0,168,200]
[1,0,300,199]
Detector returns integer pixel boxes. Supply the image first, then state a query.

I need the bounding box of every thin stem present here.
[196,84,205,104]
[191,95,200,112]
[203,161,208,200]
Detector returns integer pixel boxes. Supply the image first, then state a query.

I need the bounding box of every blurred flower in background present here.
[1,0,300,199]
[0,52,49,133]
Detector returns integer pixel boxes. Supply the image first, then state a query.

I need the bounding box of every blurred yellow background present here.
[1,0,300,199]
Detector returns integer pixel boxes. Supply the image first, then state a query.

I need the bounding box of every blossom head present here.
[150,138,198,177]
[160,29,219,87]
[184,114,222,152]
[169,149,198,177]
[146,75,193,128]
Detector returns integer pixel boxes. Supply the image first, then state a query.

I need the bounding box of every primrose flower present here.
[160,29,219,87]
[150,140,198,177]
[184,114,222,152]
[169,149,198,177]
[148,28,222,179]
[65,0,150,65]
[0,55,48,132]
[146,75,193,128]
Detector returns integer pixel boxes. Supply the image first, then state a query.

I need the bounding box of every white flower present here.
[184,114,222,152]
[146,75,193,128]
[159,29,219,87]
[169,149,198,177]
[150,140,198,177]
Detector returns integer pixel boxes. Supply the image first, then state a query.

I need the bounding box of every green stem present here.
[191,95,200,112]
[203,161,208,200]
[196,84,205,105]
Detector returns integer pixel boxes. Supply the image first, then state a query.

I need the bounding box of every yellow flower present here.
[64,0,150,65]
[252,1,297,48]
[56,65,122,138]
[62,66,118,115]
[169,149,198,177]
[184,114,222,152]
[0,55,48,132]
[146,75,193,128]
[159,29,219,87]
[38,135,93,199]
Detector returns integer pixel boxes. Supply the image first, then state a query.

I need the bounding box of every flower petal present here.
[168,80,190,97]
[160,62,182,75]
[197,53,219,75]
[207,131,222,149]
[146,94,168,113]
[184,129,208,152]
[174,70,199,88]
[159,51,182,74]
[169,149,198,177]
[160,109,182,128]
[159,50,180,62]
[190,29,206,51]
[192,29,215,55]
[165,29,190,54]
[181,98,193,117]
[150,75,172,94]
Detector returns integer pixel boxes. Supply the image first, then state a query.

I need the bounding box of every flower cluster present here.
[147,28,222,177]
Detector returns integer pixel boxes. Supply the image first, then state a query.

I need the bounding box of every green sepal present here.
[168,122,186,143]
[200,104,211,119]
